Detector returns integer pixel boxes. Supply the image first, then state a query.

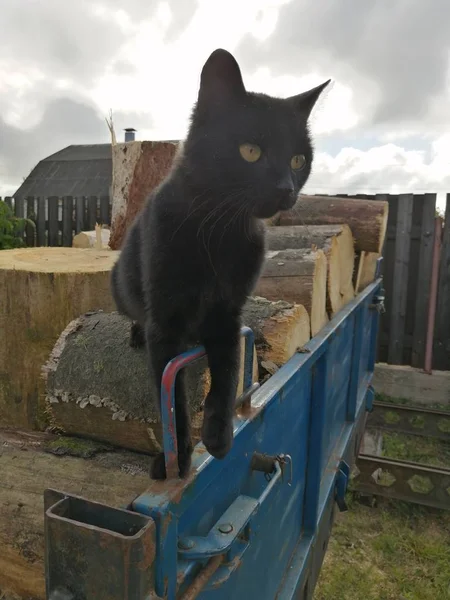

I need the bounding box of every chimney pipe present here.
[124,128,136,142]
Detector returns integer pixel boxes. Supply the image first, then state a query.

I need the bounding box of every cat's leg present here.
[200,307,241,459]
[146,324,193,480]
[129,321,146,348]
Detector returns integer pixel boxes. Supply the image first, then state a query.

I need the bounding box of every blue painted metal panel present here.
[129,279,382,599]
[44,278,382,599]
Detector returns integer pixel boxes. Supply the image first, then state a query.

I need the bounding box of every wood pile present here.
[36,194,388,452]
[265,224,355,317]
[41,298,310,452]
[0,193,389,598]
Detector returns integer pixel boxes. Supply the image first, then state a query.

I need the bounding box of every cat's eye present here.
[239,143,262,163]
[291,154,306,170]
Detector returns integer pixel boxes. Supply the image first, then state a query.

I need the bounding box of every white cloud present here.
[0,0,449,214]
[304,137,449,211]
[91,0,294,138]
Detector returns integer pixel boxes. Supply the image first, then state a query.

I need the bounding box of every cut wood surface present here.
[242,297,310,366]
[355,251,380,293]
[0,248,120,430]
[278,194,389,253]
[110,141,178,249]
[0,429,149,600]
[265,224,355,315]
[254,248,328,337]
[72,226,111,249]
[43,310,258,453]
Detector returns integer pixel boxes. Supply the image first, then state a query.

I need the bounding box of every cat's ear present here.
[287,79,331,118]
[198,49,246,110]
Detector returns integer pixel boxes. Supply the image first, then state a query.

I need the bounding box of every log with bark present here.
[265,224,355,315]
[277,194,389,253]
[354,251,380,293]
[254,248,328,336]
[42,296,309,453]
[0,247,119,430]
[44,312,236,453]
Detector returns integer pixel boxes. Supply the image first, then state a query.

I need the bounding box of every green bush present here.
[0,200,35,249]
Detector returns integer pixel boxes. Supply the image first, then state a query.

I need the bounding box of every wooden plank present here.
[87,195,98,229]
[13,196,24,218]
[375,194,393,355]
[99,195,110,225]
[47,196,59,246]
[25,196,35,247]
[61,196,73,247]
[434,194,450,370]
[75,197,85,234]
[387,223,423,240]
[36,197,46,246]
[388,193,413,364]
[411,194,436,367]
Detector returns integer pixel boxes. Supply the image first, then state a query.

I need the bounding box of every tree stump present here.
[0,247,119,430]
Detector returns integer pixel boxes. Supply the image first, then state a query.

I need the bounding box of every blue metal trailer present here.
[44,271,384,600]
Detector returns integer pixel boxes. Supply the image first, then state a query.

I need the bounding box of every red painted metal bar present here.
[160,327,256,479]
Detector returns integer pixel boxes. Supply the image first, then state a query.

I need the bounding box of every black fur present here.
[111,48,329,479]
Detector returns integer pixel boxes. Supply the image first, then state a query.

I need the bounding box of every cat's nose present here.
[276,175,294,194]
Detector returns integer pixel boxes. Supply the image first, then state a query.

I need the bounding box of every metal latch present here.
[369,290,386,314]
[251,452,293,486]
[175,451,292,598]
[177,452,289,561]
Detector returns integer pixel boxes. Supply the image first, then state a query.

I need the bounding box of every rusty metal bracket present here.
[367,402,450,442]
[44,489,155,600]
[352,454,450,510]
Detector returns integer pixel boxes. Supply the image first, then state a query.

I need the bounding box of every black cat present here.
[111,48,329,480]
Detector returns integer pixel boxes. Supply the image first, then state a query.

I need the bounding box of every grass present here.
[381,431,450,468]
[44,435,111,458]
[315,495,450,600]
[373,390,450,468]
[374,391,449,412]
[315,391,450,599]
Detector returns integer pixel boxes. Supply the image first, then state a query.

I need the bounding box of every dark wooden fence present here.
[2,193,449,371]
[1,195,111,247]
[337,193,449,372]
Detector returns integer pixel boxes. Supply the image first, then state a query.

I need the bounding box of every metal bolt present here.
[218,523,233,534]
[178,538,195,550]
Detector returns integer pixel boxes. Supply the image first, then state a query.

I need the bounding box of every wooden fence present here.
[337,193,450,372]
[1,195,111,247]
[2,193,450,371]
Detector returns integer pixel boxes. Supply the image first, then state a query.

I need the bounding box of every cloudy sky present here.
[1,0,449,211]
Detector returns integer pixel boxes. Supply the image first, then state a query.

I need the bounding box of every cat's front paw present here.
[149,448,192,480]
[201,412,234,459]
[129,322,146,348]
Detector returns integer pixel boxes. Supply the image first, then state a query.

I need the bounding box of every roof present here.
[14,144,112,198]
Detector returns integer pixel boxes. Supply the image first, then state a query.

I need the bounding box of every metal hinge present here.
[335,460,350,512]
